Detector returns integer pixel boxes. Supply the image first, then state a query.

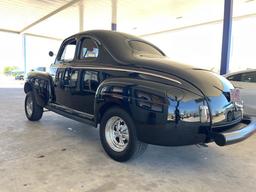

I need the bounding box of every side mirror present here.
[49,51,54,57]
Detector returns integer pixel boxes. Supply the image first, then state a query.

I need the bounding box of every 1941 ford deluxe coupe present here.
[24,30,256,162]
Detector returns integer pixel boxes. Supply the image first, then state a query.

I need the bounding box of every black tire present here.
[100,107,147,162]
[25,91,43,121]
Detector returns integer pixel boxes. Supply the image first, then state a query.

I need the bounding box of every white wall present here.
[230,17,256,72]
[0,32,22,72]
[25,36,61,72]
[142,16,256,73]
[142,23,222,73]
[0,33,61,73]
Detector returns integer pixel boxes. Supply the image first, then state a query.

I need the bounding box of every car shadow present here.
[41,111,232,171]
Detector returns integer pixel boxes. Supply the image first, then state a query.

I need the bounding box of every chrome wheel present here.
[105,116,129,152]
[26,95,33,117]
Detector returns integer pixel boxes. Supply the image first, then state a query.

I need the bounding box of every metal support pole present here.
[220,0,233,75]
[22,34,27,74]
[79,1,84,32]
[111,0,117,31]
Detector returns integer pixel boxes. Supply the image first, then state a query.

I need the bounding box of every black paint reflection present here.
[167,90,202,124]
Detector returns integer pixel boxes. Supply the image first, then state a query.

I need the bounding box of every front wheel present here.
[25,92,43,121]
[100,107,147,162]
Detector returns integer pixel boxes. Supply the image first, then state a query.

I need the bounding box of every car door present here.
[72,37,101,115]
[54,38,77,107]
[227,71,256,116]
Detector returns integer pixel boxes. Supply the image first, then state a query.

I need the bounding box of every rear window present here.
[128,40,164,57]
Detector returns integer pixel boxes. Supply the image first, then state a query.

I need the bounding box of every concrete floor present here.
[0,87,256,192]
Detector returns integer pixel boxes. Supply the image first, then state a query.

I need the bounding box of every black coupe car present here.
[24,30,256,162]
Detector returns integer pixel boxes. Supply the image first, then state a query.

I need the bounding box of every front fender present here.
[24,72,55,107]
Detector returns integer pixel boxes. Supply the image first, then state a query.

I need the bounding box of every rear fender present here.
[94,77,209,146]
[94,77,169,128]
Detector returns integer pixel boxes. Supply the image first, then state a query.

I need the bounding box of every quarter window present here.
[79,38,99,60]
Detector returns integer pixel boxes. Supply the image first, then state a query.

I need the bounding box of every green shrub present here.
[3,66,18,75]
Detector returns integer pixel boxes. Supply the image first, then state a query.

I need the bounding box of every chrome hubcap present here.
[26,96,33,117]
[105,116,129,152]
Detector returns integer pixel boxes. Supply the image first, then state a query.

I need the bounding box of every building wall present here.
[0,32,22,73]
[142,16,256,73]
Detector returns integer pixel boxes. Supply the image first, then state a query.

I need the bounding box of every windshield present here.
[128,40,165,57]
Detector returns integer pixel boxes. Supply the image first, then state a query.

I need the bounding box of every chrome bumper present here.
[212,117,256,146]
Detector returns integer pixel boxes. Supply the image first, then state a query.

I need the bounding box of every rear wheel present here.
[25,92,43,121]
[100,107,147,162]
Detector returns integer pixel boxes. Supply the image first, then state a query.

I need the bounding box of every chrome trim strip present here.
[58,66,181,84]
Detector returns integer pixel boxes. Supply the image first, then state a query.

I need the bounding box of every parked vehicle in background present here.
[30,67,47,72]
[225,69,256,117]
[24,30,256,162]
[14,74,24,80]
[12,70,25,80]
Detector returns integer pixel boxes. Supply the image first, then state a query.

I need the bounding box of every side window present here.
[241,72,256,83]
[227,74,241,82]
[60,39,77,61]
[79,38,99,60]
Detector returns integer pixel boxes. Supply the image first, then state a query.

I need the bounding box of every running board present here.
[45,103,95,127]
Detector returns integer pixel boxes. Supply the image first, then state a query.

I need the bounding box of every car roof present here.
[64,30,165,63]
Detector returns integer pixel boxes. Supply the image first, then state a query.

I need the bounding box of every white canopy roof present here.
[0,0,255,39]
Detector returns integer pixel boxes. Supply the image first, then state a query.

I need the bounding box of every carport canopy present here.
[0,0,255,72]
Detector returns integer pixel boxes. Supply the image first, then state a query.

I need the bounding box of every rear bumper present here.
[212,117,256,146]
